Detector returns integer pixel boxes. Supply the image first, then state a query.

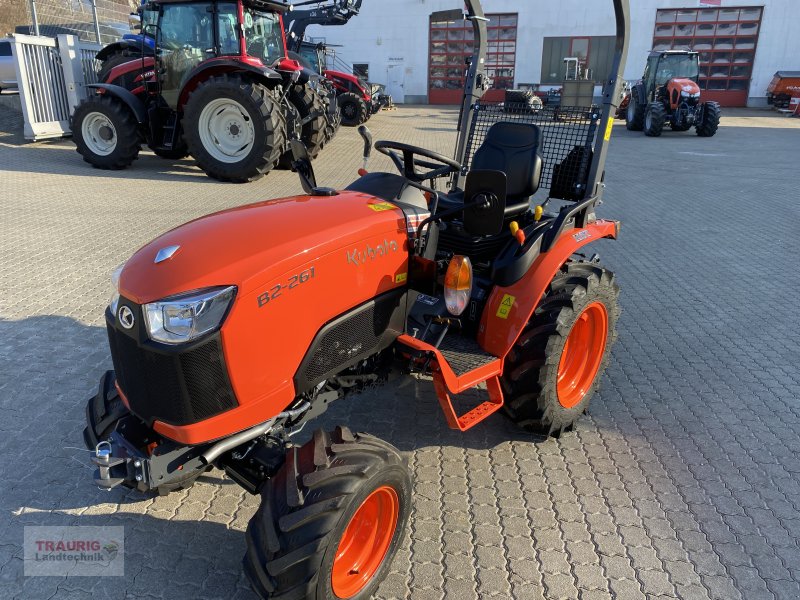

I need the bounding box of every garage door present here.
[653,7,763,107]
[429,13,517,105]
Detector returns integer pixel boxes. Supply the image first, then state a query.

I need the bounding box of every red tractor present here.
[284,1,391,126]
[295,41,383,125]
[625,50,721,137]
[82,0,631,597]
[72,0,331,182]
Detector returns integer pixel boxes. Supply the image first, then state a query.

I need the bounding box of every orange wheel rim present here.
[557,302,609,409]
[331,485,399,599]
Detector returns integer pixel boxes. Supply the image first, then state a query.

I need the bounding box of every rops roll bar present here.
[441,0,630,200]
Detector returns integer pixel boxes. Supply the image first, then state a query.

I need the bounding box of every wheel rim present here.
[332,486,399,599]
[342,102,356,120]
[81,111,117,156]
[197,98,255,163]
[557,302,609,409]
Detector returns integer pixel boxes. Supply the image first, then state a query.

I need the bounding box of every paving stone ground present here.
[0,104,799,600]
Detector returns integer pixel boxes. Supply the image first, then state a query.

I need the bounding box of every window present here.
[429,12,517,102]
[541,36,615,85]
[243,9,284,65]
[570,38,589,61]
[217,3,239,55]
[353,63,369,80]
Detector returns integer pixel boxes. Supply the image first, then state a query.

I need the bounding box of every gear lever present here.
[358,125,373,175]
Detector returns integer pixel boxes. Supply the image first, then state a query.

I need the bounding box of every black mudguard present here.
[86,84,147,124]
[96,41,153,62]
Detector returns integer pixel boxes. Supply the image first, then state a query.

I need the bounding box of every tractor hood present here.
[118,191,409,305]
[668,78,701,96]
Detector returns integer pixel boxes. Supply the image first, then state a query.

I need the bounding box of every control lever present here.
[358,125,373,175]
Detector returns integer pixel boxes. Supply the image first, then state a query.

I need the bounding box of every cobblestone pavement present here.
[1,105,799,600]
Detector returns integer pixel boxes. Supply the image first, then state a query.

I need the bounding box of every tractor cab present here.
[644,50,700,92]
[141,0,288,107]
[295,41,326,75]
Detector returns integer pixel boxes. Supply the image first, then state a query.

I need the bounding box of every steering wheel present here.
[374,140,461,183]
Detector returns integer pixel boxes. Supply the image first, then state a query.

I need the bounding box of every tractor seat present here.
[441,122,543,217]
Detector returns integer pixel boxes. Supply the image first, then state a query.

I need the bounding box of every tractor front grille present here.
[105,302,238,428]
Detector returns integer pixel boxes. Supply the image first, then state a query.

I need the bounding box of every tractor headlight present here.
[143,286,236,345]
[109,263,125,315]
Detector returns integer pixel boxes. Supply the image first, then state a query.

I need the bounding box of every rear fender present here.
[478,220,619,358]
[177,59,283,109]
[86,83,147,124]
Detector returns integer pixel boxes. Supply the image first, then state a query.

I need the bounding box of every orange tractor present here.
[82,0,630,597]
[626,50,720,137]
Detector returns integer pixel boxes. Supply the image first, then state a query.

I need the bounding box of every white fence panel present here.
[10,33,100,141]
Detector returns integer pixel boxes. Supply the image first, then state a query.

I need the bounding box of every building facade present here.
[306,0,799,107]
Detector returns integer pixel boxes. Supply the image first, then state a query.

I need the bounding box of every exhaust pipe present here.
[199,402,311,466]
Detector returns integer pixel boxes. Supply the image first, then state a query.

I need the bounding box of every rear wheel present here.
[501,261,620,436]
[625,92,645,131]
[244,427,411,600]
[644,102,666,137]
[72,95,141,170]
[290,83,327,159]
[696,101,721,137]
[339,92,368,127]
[184,75,285,183]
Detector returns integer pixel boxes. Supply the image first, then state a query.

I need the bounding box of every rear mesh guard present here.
[461,102,601,202]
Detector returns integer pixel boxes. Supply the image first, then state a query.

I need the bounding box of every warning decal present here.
[604,118,614,141]
[368,201,396,212]
[496,294,516,319]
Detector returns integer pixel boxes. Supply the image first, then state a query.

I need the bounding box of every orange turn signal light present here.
[444,255,472,316]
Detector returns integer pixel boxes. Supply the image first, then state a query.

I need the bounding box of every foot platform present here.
[397,334,504,431]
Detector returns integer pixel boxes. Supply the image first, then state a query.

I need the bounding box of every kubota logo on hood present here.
[346,240,399,266]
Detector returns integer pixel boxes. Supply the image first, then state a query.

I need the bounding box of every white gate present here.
[9,33,101,141]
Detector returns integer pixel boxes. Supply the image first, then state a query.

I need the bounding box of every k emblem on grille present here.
[118,306,135,330]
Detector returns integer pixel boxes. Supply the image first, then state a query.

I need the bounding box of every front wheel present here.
[696,101,721,137]
[338,92,369,127]
[501,261,620,437]
[72,95,141,170]
[644,102,666,137]
[184,75,286,183]
[244,427,411,600]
